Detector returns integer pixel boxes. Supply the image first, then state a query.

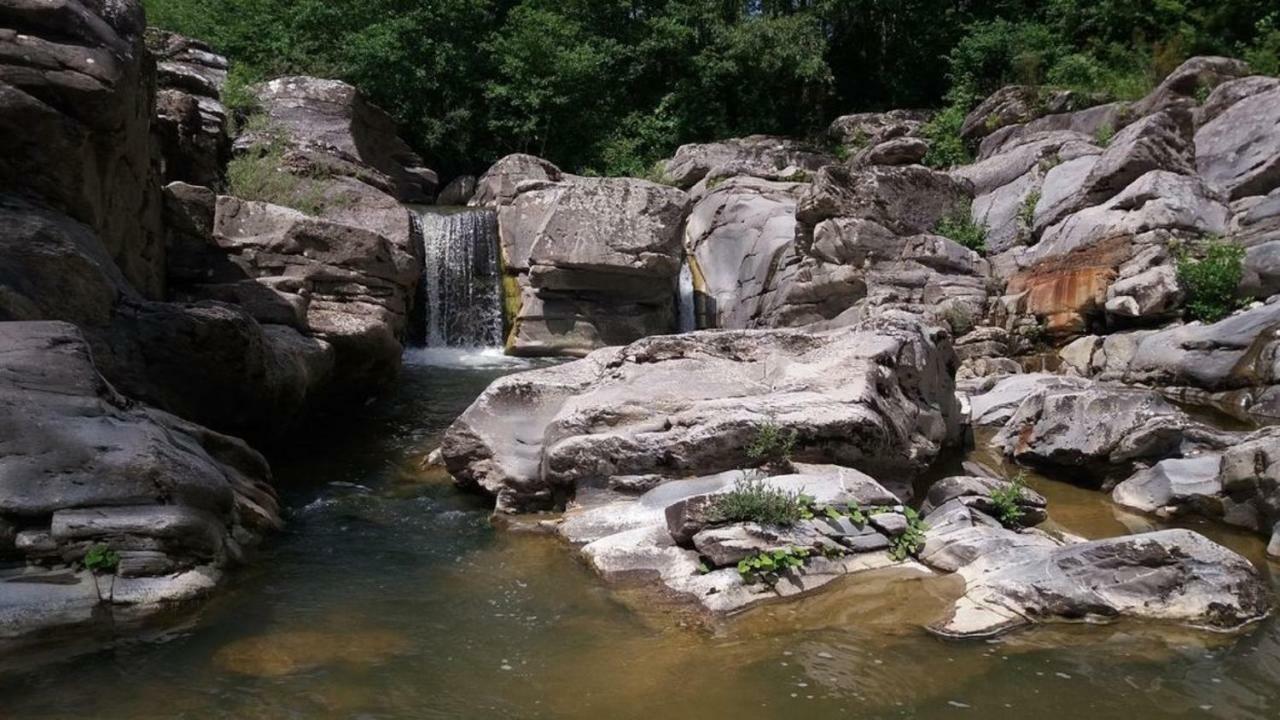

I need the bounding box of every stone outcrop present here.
[0,322,281,644]
[0,0,165,298]
[477,155,690,356]
[146,29,229,188]
[661,135,833,190]
[442,313,961,513]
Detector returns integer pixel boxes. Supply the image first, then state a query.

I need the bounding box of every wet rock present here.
[443,313,961,513]
[929,529,1270,638]
[662,135,833,190]
[213,629,412,677]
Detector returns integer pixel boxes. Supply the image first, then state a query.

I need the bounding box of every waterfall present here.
[677,259,696,333]
[411,207,504,349]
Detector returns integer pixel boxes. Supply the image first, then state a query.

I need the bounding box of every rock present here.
[852,137,929,167]
[245,77,436,203]
[1112,455,1224,515]
[662,135,833,190]
[491,171,690,356]
[1270,523,1280,559]
[1104,264,1183,322]
[1232,187,1280,297]
[1216,427,1280,534]
[0,321,280,642]
[918,499,1061,574]
[1198,76,1280,127]
[470,153,563,207]
[435,175,477,206]
[980,102,1128,161]
[1123,302,1280,393]
[921,476,1048,527]
[967,373,1091,427]
[442,313,961,513]
[213,629,412,677]
[665,494,721,547]
[1075,109,1196,212]
[1196,85,1280,200]
[929,529,1270,638]
[1130,56,1250,119]
[0,0,164,297]
[683,177,804,329]
[692,523,830,567]
[828,110,927,150]
[146,29,230,188]
[961,86,1077,143]
[993,382,1209,479]
[796,164,973,245]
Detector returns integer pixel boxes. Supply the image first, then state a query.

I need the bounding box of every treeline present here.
[143,0,1280,179]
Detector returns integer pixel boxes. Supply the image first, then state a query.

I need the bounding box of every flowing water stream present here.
[2,215,1278,718]
[1,355,1278,719]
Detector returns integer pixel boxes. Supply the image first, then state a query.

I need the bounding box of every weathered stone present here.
[146,30,229,188]
[443,313,960,513]
[921,476,1048,527]
[435,175,477,206]
[796,164,973,246]
[962,86,1078,142]
[662,135,833,190]
[1112,455,1224,515]
[852,137,929,167]
[1130,56,1250,119]
[1198,75,1280,127]
[1195,85,1280,199]
[967,373,1091,427]
[470,153,563,207]
[1104,264,1183,322]
[828,110,927,150]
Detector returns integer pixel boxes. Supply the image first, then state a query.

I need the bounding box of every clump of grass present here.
[745,422,798,468]
[83,544,120,573]
[934,211,987,253]
[1094,123,1116,147]
[710,475,811,527]
[1019,189,1041,229]
[778,169,811,183]
[1176,237,1247,323]
[941,304,976,336]
[989,472,1028,528]
[227,117,330,216]
[641,160,675,186]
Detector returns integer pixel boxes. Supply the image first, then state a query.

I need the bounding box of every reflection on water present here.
[0,363,1278,719]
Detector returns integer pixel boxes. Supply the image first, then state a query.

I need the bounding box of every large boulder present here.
[146,29,230,188]
[1129,56,1251,119]
[442,312,961,513]
[0,0,165,297]
[796,164,973,246]
[1195,84,1280,199]
[242,76,436,203]
[0,322,281,643]
[661,135,833,190]
[682,176,804,329]
[488,163,691,356]
[961,86,1079,143]
[469,153,563,208]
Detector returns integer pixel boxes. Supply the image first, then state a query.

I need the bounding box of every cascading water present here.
[413,207,503,348]
[407,207,519,369]
[677,259,696,333]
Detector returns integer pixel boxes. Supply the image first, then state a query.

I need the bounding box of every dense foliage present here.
[1176,238,1248,323]
[143,0,1280,178]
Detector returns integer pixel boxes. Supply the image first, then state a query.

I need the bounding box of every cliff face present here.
[0,1,434,645]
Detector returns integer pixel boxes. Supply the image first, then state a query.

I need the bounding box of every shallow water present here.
[2,356,1279,719]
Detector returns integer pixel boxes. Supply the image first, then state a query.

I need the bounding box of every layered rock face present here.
[662,135,834,191]
[0,323,281,643]
[147,29,230,188]
[474,154,690,356]
[442,313,961,512]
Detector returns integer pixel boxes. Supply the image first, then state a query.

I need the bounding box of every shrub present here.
[921,93,974,169]
[934,211,987,253]
[710,476,811,526]
[941,304,976,336]
[989,473,1028,528]
[83,544,120,573]
[1019,189,1041,230]
[1094,123,1116,147]
[745,422,798,468]
[1176,238,1247,323]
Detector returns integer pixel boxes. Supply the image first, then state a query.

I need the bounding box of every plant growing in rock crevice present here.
[83,544,120,573]
[737,546,810,586]
[888,507,928,561]
[1019,189,1041,230]
[709,475,812,526]
[227,116,333,216]
[934,211,987,253]
[1176,237,1247,323]
[990,472,1029,528]
[745,422,798,470]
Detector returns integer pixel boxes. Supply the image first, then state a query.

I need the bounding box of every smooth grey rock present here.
[662,135,833,189]
[693,522,831,568]
[852,137,929,167]
[967,373,1090,427]
[1196,86,1280,199]
[921,476,1048,527]
[1104,264,1183,321]
[470,154,563,207]
[1112,455,1224,513]
[828,110,927,150]
[1130,56,1250,119]
[435,175,477,206]
[1198,76,1280,126]
[443,313,960,513]
[930,529,1270,638]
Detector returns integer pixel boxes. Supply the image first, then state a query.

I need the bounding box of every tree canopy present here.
[144,0,1280,179]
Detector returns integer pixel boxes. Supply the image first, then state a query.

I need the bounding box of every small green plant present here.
[934,211,987,253]
[641,160,674,186]
[737,546,811,586]
[705,175,727,190]
[989,472,1028,528]
[833,144,852,162]
[921,90,975,169]
[745,422,798,468]
[1193,81,1213,105]
[941,304,975,337]
[1094,123,1116,147]
[1176,237,1247,323]
[227,119,330,216]
[778,169,811,183]
[888,507,928,561]
[710,475,808,526]
[83,544,120,573]
[1019,189,1041,229]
